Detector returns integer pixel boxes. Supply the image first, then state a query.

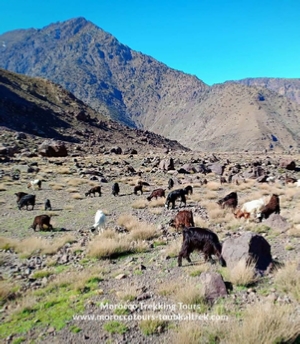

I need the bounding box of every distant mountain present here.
[230,78,300,105]
[1,17,300,152]
[0,68,188,153]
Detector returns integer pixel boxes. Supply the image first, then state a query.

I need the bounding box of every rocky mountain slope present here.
[231,78,300,105]
[1,17,300,152]
[0,68,188,154]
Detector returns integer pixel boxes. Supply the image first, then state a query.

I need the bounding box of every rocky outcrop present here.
[38,140,68,157]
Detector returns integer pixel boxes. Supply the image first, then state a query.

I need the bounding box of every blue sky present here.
[1,0,299,85]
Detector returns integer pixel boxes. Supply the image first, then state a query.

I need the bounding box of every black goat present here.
[44,199,52,211]
[165,189,186,209]
[18,194,36,210]
[112,182,120,196]
[217,192,238,209]
[178,227,226,267]
[184,185,193,195]
[168,178,174,190]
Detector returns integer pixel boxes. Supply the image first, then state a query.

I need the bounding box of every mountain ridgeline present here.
[1,17,300,152]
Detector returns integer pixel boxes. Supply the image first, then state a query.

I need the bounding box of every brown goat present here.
[15,192,28,203]
[29,215,53,231]
[217,192,238,210]
[134,184,143,195]
[257,194,280,221]
[85,186,102,197]
[220,176,227,184]
[169,210,195,230]
[147,188,165,201]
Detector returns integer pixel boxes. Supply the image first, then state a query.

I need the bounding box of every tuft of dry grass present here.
[0,235,77,258]
[287,225,300,237]
[164,237,182,258]
[0,183,7,191]
[71,193,83,200]
[87,236,132,259]
[0,280,17,305]
[117,214,139,231]
[67,178,86,187]
[50,183,65,191]
[274,262,300,301]
[224,302,300,344]
[129,223,159,241]
[173,281,206,306]
[131,199,148,209]
[148,198,165,208]
[228,259,257,287]
[66,187,79,193]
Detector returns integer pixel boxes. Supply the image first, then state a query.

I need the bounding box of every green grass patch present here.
[31,270,53,279]
[139,319,168,336]
[114,307,130,316]
[70,325,82,333]
[103,321,128,334]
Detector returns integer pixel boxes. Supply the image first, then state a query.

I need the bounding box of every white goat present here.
[27,179,42,190]
[91,210,106,234]
[241,198,267,218]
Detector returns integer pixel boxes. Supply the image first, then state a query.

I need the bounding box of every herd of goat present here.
[13,173,300,267]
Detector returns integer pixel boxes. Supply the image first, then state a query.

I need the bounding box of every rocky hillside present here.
[231,78,300,105]
[1,18,300,152]
[0,68,188,155]
[0,17,208,129]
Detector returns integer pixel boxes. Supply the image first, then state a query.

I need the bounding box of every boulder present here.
[263,213,290,232]
[279,159,296,171]
[210,163,225,176]
[199,272,228,303]
[222,232,272,272]
[38,140,68,157]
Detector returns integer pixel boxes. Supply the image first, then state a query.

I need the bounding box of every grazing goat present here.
[165,189,186,209]
[234,197,266,219]
[217,192,238,209]
[184,185,193,195]
[220,176,227,184]
[178,227,226,267]
[147,188,165,201]
[133,183,143,195]
[29,215,53,231]
[18,194,36,210]
[91,210,106,234]
[44,199,52,211]
[169,210,195,230]
[257,194,280,221]
[85,186,102,197]
[27,179,42,190]
[168,178,174,190]
[112,182,120,196]
[15,192,28,203]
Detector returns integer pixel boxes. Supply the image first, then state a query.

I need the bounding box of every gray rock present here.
[199,272,228,302]
[222,232,272,272]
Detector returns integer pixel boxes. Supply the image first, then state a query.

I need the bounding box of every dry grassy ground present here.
[1,151,300,344]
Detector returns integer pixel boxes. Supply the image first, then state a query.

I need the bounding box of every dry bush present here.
[194,216,209,228]
[148,198,165,208]
[0,183,7,191]
[50,183,65,191]
[208,208,226,222]
[228,259,257,287]
[158,281,178,296]
[173,281,206,305]
[189,193,203,202]
[67,178,86,187]
[116,283,139,301]
[202,190,218,200]
[66,187,79,193]
[164,237,182,258]
[56,167,72,174]
[274,262,300,301]
[0,235,76,258]
[131,199,148,209]
[100,229,118,240]
[206,181,221,191]
[224,302,300,344]
[287,225,300,237]
[71,193,83,200]
[149,208,163,215]
[117,214,139,231]
[0,280,17,305]
[64,204,74,210]
[129,223,159,241]
[87,236,132,259]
